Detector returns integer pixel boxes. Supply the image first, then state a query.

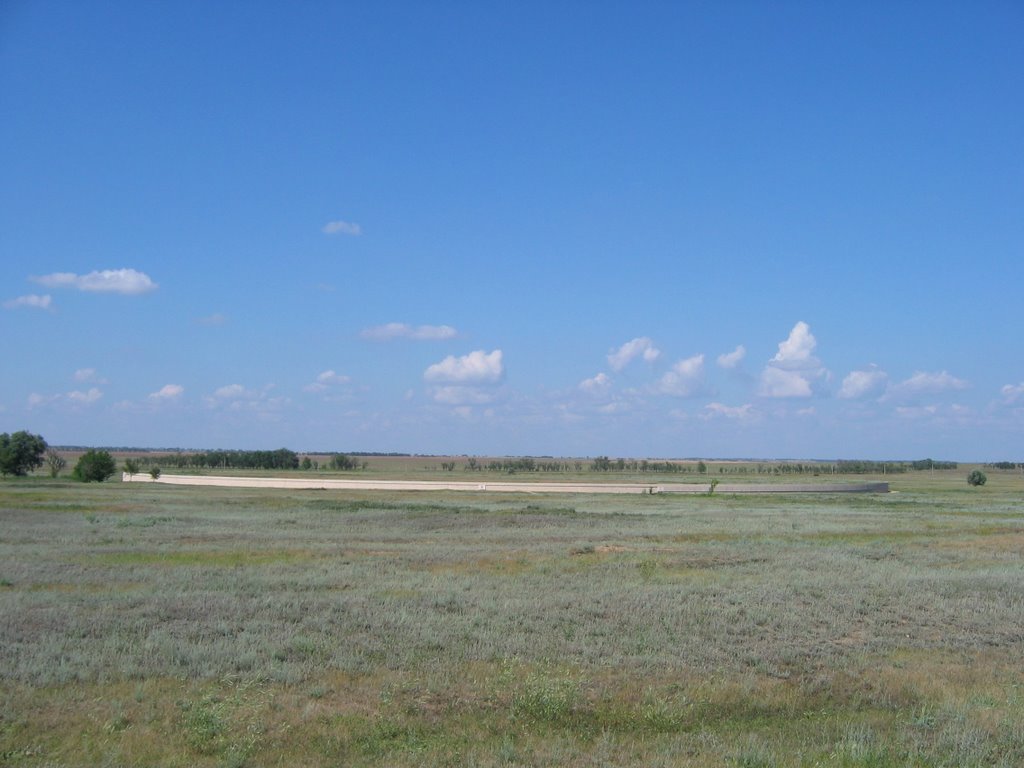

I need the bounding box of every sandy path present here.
[122,473,888,494]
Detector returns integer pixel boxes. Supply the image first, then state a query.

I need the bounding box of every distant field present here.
[2,470,1022,766]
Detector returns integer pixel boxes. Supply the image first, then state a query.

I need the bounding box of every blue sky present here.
[2,1,1022,460]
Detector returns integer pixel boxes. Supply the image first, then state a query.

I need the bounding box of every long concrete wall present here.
[122,473,888,494]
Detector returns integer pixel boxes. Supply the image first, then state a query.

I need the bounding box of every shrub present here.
[150,466,162,480]
[72,450,117,483]
[966,470,987,487]
[46,449,67,478]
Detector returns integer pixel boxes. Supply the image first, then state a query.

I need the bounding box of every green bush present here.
[72,450,117,483]
[966,470,987,487]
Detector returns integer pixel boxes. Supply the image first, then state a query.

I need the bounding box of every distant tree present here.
[329,453,358,470]
[0,431,48,477]
[300,456,313,471]
[72,450,117,483]
[123,458,140,477]
[149,466,161,480]
[697,461,707,475]
[967,470,987,487]
[46,449,67,478]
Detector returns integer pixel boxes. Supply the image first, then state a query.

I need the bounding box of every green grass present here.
[1,471,1023,765]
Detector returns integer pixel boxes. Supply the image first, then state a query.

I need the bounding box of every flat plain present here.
[1,466,1022,766]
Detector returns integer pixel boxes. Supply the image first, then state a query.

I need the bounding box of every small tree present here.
[149,466,161,480]
[124,458,140,477]
[967,470,987,487]
[46,449,67,478]
[72,450,117,483]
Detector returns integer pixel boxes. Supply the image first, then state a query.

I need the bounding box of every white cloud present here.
[28,387,103,407]
[204,383,288,414]
[608,337,661,372]
[361,323,458,341]
[888,371,968,399]
[579,372,612,395]
[317,370,350,385]
[424,349,504,384]
[655,354,705,397]
[149,384,184,401]
[304,370,352,393]
[32,268,157,295]
[759,366,813,398]
[716,345,746,369]
[73,368,99,383]
[67,387,103,404]
[771,321,819,369]
[322,220,362,236]
[704,402,756,421]
[839,365,889,399]
[4,294,52,310]
[213,384,248,399]
[1001,382,1024,404]
[759,322,828,398]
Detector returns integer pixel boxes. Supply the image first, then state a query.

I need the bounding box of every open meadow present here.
[1,467,1022,766]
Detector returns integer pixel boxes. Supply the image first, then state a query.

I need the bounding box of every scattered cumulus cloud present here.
[579,372,612,395]
[149,384,184,401]
[4,294,52,310]
[424,349,504,384]
[759,366,814,398]
[361,323,458,341]
[759,321,828,398]
[322,220,362,236]
[424,350,504,409]
[27,393,53,408]
[655,354,706,397]
[839,365,889,399]
[607,337,660,372]
[887,371,968,400]
[304,370,352,393]
[204,383,288,414]
[67,388,103,404]
[704,402,756,421]
[770,321,819,370]
[1001,382,1024,404]
[73,368,104,383]
[28,387,103,407]
[716,345,746,369]
[213,384,248,399]
[32,268,157,295]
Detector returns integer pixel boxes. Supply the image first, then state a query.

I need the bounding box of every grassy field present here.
[1,469,1022,766]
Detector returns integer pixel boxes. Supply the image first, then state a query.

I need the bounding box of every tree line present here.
[130,450,367,472]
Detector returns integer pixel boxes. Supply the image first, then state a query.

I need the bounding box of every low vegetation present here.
[1,468,1023,765]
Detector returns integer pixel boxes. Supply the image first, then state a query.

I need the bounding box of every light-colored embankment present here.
[122,473,888,494]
